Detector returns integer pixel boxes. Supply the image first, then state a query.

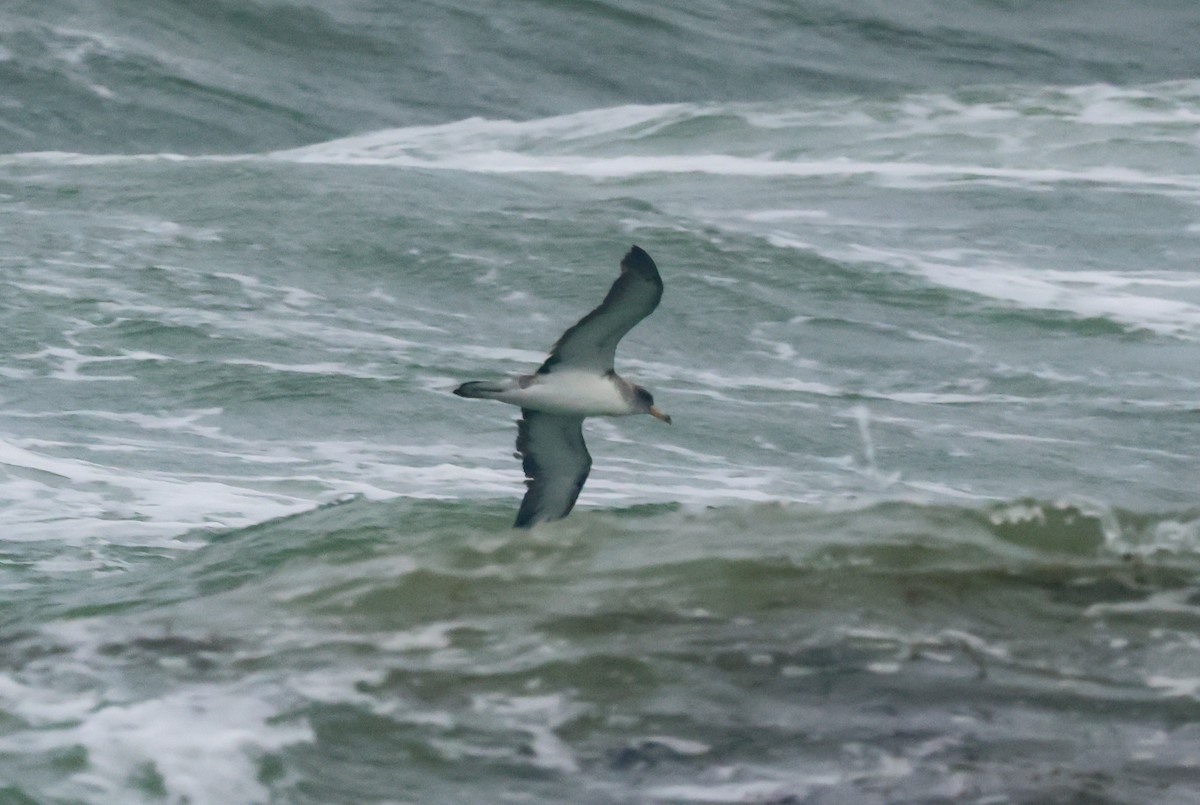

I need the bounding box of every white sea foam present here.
[7,80,1200,188]
[760,236,1200,338]
[22,85,1196,183]
[0,434,312,543]
[902,257,1200,337]
[267,145,1200,190]
[637,736,712,756]
[1067,82,1200,126]
[0,673,100,726]
[245,82,1200,192]
[220,358,400,380]
[0,686,312,805]
[646,776,842,803]
[464,692,583,773]
[1146,675,1200,698]
[1086,590,1200,619]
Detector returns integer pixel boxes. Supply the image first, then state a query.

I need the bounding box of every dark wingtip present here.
[455,380,507,398]
[620,244,659,280]
[625,244,652,262]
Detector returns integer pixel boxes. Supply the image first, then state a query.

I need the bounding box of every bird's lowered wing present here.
[513,409,592,528]
[536,245,663,375]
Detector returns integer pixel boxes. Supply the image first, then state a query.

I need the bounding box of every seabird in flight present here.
[455,245,672,528]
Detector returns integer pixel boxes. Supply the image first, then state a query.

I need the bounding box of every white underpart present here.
[493,371,634,416]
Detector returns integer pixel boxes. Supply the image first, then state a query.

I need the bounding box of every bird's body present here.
[457,370,640,417]
[455,245,671,528]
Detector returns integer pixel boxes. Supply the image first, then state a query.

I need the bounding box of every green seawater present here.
[6,498,1200,803]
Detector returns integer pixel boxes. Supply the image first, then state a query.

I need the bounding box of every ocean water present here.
[3,2,1200,803]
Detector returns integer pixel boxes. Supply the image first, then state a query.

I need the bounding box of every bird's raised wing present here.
[536,245,663,375]
[513,410,592,528]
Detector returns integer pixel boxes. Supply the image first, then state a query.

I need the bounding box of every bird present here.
[455,245,672,528]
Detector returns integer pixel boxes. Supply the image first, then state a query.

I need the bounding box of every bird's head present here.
[632,385,671,424]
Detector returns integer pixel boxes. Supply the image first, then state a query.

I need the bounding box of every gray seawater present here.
[3,2,1200,803]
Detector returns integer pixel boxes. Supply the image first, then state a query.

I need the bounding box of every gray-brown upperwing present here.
[513,409,592,528]
[536,245,664,375]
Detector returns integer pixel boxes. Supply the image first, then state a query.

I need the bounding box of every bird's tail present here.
[453,380,509,399]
